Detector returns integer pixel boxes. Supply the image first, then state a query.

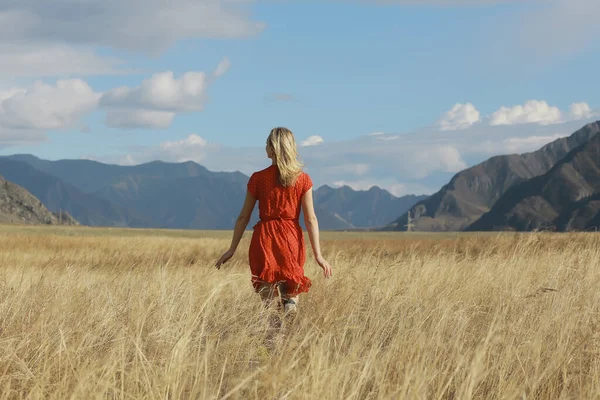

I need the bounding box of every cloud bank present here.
[0,80,99,130]
[490,100,562,126]
[100,58,229,129]
[0,1,264,52]
[436,100,597,130]
[0,1,262,77]
[0,58,230,140]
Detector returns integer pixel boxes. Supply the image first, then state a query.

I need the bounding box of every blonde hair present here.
[267,127,304,187]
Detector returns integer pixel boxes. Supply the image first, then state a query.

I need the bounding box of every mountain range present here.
[0,155,425,230]
[314,185,425,229]
[468,128,600,232]
[388,121,600,231]
[1,120,598,232]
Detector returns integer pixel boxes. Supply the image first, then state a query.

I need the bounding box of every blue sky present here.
[0,0,599,195]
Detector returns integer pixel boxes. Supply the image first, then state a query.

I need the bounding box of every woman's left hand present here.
[215,249,235,269]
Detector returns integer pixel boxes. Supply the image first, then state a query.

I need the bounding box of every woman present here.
[215,127,333,314]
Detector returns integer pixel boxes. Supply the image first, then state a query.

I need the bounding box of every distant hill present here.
[95,166,254,229]
[387,121,600,231]
[468,131,600,232]
[0,158,143,227]
[0,156,254,230]
[6,155,222,193]
[314,185,427,229]
[0,173,77,226]
[0,155,423,230]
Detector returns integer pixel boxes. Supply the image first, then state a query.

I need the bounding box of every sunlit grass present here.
[1,225,599,399]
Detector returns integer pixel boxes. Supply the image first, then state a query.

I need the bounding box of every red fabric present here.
[247,165,313,296]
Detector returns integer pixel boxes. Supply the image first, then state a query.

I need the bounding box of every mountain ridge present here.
[0,158,144,227]
[467,132,600,232]
[314,184,427,229]
[0,155,424,230]
[387,121,600,231]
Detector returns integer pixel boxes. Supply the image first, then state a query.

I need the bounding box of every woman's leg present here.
[257,280,300,313]
[256,281,278,306]
[255,281,284,334]
[278,282,299,314]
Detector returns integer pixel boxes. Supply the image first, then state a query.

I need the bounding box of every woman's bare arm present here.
[301,188,322,258]
[301,188,333,277]
[229,191,257,252]
[215,191,256,268]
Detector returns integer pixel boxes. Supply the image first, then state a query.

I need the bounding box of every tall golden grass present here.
[1,226,600,399]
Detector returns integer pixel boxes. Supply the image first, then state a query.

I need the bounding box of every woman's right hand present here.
[316,255,333,278]
[215,249,235,269]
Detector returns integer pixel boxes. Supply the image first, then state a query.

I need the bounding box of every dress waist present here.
[257,216,298,224]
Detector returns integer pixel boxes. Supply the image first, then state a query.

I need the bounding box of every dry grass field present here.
[1,224,600,399]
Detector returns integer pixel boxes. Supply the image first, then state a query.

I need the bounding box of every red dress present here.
[247,165,313,297]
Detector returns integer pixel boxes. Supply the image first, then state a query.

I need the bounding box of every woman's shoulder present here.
[298,170,312,188]
[300,170,311,180]
[250,165,275,177]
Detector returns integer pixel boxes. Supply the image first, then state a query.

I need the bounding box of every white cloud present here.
[437,103,480,131]
[0,1,261,78]
[0,88,24,102]
[457,118,599,157]
[0,57,228,137]
[490,100,562,126]
[301,135,324,147]
[100,134,216,166]
[101,71,210,112]
[156,134,215,163]
[413,146,468,177]
[440,100,596,129]
[0,79,100,130]
[0,56,233,141]
[569,102,594,120]
[0,44,124,77]
[90,118,599,198]
[367,131,385,136]
[437,146,468,172]
[161,134,208,150]
[304,137,469,183]
[100,58,228,129]
[433,100,597,132]
[106,110,175,130]
[0,1,265,53]
[502,134,564,153]
[212,57,231,78]
[0,88,44,144]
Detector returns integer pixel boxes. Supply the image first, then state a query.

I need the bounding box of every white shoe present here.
[283,299,297,315]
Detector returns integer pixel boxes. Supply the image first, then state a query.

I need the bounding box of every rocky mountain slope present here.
[0,158,140,227]
[468,131,600,232]
[387,121,600,231]
[0,174,77,225]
